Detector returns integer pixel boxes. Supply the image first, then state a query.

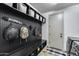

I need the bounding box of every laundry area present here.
[0,3,79,56]
[30,3,79,56]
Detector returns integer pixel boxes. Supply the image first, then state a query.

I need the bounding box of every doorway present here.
[48,12,64,50]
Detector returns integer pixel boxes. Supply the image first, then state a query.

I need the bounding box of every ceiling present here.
[30,3,78,13]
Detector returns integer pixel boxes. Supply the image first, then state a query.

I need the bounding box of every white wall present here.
[64,4,79,51]
[42,13,49,45]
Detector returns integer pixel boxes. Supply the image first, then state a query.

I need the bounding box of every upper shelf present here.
[0,3,46,24]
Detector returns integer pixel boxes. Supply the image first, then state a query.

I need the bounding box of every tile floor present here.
[38,46,58,56]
